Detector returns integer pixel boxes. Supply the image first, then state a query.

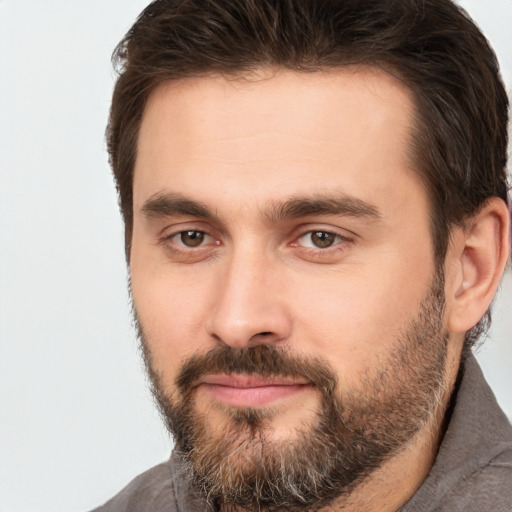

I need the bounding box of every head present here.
[108,0,509,348]
[108,0,510,510]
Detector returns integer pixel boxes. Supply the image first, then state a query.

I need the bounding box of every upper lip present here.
[200,374,309,388]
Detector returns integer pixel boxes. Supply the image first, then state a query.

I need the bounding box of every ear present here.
[446,197,510,334]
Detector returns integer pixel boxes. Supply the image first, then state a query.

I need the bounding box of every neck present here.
[324,418,444,512]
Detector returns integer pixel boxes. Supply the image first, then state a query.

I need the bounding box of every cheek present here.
[130,262,214,380]
[290,255,435,383]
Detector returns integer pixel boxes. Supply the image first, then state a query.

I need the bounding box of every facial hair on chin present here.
[136,272,448,512]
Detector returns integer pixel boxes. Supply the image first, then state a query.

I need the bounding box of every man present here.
[93,0,512,510]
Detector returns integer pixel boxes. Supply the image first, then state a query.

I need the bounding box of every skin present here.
[129,68,510,511]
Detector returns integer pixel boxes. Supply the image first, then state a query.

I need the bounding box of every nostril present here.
[258,332,273,336]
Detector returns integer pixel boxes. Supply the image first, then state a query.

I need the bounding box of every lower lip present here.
[201,383,310,408]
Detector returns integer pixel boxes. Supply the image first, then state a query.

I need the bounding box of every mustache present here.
[176,344,338,397]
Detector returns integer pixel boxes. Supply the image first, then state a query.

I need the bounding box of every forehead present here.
[134,67,422,220]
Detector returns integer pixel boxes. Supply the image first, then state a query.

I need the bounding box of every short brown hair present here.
[108,0,510,344]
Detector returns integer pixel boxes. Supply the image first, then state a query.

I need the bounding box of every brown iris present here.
[180,231,205,247]
[310,231,336,248]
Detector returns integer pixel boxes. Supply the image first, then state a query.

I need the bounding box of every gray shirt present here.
[92,354,512,511]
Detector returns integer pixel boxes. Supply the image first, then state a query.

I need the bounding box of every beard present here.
[136,272,448,512]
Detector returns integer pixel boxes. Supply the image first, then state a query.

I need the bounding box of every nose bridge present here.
[207,239,290,348]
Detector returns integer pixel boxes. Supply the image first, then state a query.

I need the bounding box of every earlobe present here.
[447,197,510,334]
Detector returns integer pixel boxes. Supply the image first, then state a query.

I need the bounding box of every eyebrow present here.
[141,191,381,224]
[142,193,215,220]
[265,194,382,224]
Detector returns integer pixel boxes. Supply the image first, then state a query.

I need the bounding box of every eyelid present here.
[158,220,222,249]
[290,223,356,243]
[159,218,214,237]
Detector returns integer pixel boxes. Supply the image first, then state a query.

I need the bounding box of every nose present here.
[206,248,292,349]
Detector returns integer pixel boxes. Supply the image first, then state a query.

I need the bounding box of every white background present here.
[0,1,510,511]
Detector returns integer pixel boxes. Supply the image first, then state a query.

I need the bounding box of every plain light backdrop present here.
[0,1,510,511]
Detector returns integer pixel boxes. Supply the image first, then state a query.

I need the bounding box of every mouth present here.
[198,374,312,408]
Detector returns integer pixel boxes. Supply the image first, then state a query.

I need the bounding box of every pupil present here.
[181,231,204,247]
[312,231,334,248]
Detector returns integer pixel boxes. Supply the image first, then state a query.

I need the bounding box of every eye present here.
[174,230,209,248]
[159,227,220,263]
[297,231,343,249]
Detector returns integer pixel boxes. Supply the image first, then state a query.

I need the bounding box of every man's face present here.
[130,69,451,509]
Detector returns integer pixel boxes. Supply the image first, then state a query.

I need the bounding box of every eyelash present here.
[293,231,349,250]
[161,228,352,254]
[161,230,218,250]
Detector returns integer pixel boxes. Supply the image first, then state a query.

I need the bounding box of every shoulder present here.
[90,461,177,512]
[435,442,512,512]
[400,355,512,512]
